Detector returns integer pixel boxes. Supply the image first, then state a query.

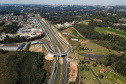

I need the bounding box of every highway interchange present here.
[36,15,72,84]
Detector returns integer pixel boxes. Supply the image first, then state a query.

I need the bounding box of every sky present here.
[0,0,126,5]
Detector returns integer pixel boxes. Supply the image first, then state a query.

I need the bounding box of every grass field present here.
[79,41,118,55]
[79,65,99,84]
[95,27,126,38]
[87,62,126,84]
[71,28,83,40]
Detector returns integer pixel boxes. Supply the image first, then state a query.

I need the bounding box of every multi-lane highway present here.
[36,15,59,84]
[36,14,72,84]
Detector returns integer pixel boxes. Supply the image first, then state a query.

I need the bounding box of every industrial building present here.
[0,43,26,51]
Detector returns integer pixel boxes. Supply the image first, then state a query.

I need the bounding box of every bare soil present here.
[93,19,102,22]
[69,60,78,82]
[80,40,90,44]
[45,55,54,60]
[29,44,43,53]
[59,57,63,64]
[62,28,72,36]
[77,20,90,25]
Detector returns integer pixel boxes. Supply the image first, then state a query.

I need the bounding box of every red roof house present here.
[100,68,107,73]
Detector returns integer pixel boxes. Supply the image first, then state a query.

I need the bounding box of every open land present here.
[95,27,126,38]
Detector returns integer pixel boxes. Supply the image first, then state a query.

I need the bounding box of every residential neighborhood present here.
[0,13,43,40]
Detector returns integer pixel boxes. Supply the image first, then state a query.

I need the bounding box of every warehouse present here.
[0,43,25,51]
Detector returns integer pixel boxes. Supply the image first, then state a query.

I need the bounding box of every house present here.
[122,24,126,26]
[114,23,121,26]
[100,68,107,73]
[71,38,79,41]
[62,33,68,35]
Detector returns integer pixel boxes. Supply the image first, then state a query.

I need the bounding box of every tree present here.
[80,66,84,71]
[0,49,4,54]
[103,60,110,67]
[98,74,104,79]
[92,63,97,67]
[86,61,90,64]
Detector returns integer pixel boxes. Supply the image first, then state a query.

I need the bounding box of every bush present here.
[0,49,4,54]
[80,66,84,71]
[98,74,104,79]
[86,61,90,64]
[92,63,97,67]
[85,67,89,71]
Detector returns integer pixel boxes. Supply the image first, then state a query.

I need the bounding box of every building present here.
[0,44,19,51]
[56,24,64,28]
[122,24,126,26]
[64,22,72,27]
[62,33,68,35]
[114,23,121,26]
[0,43,26,51]
[100,68,107,73]
[71,38,79,41]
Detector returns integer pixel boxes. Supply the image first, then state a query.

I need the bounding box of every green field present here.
[95,27,126,37]
[87,62,126,84]
[71,29,83,39]
[79,65,98,84]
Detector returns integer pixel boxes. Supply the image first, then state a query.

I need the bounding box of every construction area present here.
[69,60,78,82]
[29,44,43,53]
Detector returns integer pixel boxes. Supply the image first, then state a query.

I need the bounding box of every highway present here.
[36,14,72,84]
[36,15,59,84]
[61,57,68,84]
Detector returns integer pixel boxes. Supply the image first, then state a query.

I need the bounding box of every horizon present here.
[0,3,126,6]
[0,0,126,6]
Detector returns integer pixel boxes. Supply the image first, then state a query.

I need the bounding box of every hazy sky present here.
[1,0,126,5]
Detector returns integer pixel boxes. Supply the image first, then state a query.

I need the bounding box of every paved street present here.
[36,15,72,84]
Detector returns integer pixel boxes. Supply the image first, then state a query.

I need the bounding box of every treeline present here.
[103,54,126,76]
[89,20,113,27]
[0,23,21,34]
[0,33,45,43]
[5,51,46,84]
[74,24,126,51]
[0,21,5,26]
[89,20,126,31]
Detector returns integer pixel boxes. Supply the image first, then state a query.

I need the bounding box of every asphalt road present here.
[36,15,72,84]
[49,57,59,84]
[36,16,59,84]
[47,23,69,84]
[61,57,67,84]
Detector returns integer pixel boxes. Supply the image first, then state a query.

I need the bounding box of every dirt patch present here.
[62,28,72,35]
[69,60,78,82]
[93,19,102,22]
[80,40,90,44]
[77,20,90,25]
[29,44,43,53]
[59,57,63,64]
[45,55,54,60]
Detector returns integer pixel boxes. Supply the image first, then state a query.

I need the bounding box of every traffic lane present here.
[61,57,67,84]
[49,57,58,84]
